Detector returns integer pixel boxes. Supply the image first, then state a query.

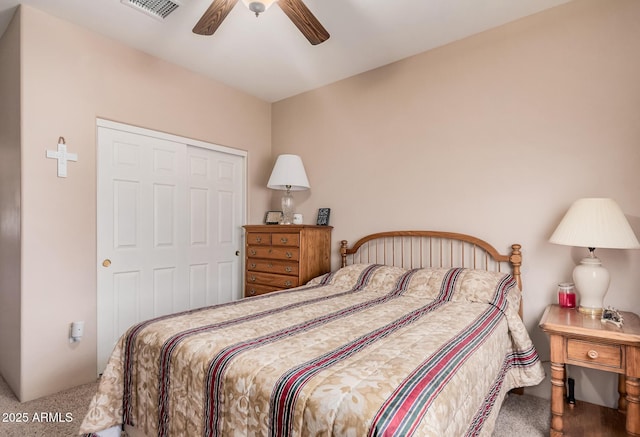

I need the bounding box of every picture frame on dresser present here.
[264,210,283,225]
[316,208,330,226]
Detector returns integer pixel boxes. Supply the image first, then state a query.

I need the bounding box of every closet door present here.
[186,146,244,308]
[97,122,245,374]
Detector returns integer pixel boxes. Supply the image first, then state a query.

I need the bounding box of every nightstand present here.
[539,304,640,436]
[243,225,332,297]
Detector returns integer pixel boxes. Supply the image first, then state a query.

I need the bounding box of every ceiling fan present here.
[193,0,330,45]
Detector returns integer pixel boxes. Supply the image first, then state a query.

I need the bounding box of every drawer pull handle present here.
[285,266,292,272]
[256,236,262,243]
[286,252,292,259]
[249,276,256,282]
[250,249,257,256]
[587,350,599,359]
[280,237,288,243]
[249,289,256,296]
[250,263,257,269]
[284,280,292,287]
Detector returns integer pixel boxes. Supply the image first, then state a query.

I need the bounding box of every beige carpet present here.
[0,375,549,436]
[0,376,98,437]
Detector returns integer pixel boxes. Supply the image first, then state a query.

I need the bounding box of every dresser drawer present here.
[566,339,622,370]
[247,246,300,261]
[271,233,300,247]
[245,283,280,297]
[247,233,272,245]
[246,272,299,289]
[246,259,299,276]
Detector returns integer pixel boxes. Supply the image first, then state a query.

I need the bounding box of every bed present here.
[81,230,545,437]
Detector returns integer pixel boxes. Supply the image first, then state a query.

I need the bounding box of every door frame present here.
[95,118,247,374]
[97,118,248,163]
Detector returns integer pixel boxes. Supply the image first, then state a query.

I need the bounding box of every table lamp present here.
[267,154,310,224]
[549,198,640,316]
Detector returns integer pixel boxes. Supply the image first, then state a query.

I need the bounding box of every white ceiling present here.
[0,0,571,102]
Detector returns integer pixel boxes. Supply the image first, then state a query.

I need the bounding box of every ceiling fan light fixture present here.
[241,0,276,16]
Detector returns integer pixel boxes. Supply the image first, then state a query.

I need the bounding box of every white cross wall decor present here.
[46,137,78,178]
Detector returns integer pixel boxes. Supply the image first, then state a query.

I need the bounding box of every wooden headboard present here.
[339,230,522,291]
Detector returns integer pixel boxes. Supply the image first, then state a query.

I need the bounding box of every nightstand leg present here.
[619,373,628,414]
[550,360,566,436]
[626,376,640,436]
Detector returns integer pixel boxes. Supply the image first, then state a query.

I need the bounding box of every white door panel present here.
[97,122,245,374]
[187,147,243,307]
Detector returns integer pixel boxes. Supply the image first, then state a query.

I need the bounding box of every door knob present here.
[102,259,111,267]
[235,251,240,256]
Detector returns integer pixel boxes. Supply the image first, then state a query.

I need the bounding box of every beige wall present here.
[7,5,272,401]
[3,0,640,410]
[272,0,640,408]
[0,10,22,396]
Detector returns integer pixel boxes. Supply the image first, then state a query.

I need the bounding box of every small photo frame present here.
[264,211,283,225]
[601,307,624,327]
[316,208,331,226]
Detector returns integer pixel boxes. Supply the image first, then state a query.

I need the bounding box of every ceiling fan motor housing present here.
[248,1,266,15]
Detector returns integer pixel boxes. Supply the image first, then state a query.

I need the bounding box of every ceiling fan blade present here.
[278,0,330,45]
[193,0,239,36]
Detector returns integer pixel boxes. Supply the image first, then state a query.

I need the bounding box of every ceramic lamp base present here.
[578,306,604,317]
[573,255,609,318]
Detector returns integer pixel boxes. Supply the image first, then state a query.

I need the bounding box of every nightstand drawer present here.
[246,272,299,288]
[271,233,300,247]
[247,246,300,261]
[566,339,622,370]
[246,259,299,276]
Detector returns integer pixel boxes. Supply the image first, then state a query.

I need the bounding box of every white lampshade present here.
[267,154,310,191]
[550,198,639,316]
[267,154,310,225]
[549,198,640,249]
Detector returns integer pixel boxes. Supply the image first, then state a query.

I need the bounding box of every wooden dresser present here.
[243,225,332,297]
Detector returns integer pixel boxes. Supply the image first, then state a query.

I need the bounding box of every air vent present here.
[122,0,182,20]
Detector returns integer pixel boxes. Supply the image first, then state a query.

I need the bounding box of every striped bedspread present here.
[80,264,544,437]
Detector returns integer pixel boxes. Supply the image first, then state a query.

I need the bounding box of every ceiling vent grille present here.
[122,0,182,20]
